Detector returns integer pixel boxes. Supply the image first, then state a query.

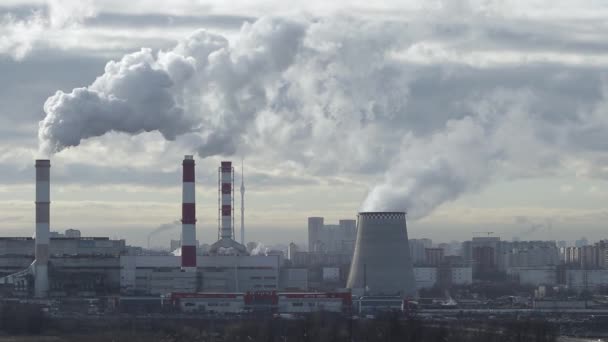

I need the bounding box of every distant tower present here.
[240,159,245,245]
[209,161,248,255]
[181,155,197,272]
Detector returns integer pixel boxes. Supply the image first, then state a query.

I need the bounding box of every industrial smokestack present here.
[220,161,234,240]
[208,160,248,255]
[240,159,245,245]
[347,212,416,298]
[181,155,197,271]
[35,159,50,298]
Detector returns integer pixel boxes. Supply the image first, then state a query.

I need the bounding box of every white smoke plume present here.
[250,242,268,256]
[0,0,97,60]
[38,15,608,219]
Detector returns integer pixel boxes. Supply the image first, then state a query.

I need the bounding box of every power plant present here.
[347,212,416,298]
[0,156,421,315]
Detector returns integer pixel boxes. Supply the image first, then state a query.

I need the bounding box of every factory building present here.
[120,255,280,295]
[170,291,352,314]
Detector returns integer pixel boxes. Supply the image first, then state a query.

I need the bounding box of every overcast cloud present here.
[1,0,608,246]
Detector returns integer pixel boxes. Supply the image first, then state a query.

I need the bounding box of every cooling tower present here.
[347,212,416,298]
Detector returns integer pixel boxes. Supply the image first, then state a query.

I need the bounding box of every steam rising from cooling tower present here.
[37,16,608,219]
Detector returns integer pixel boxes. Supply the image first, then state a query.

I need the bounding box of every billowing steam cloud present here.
[38,15,608,219]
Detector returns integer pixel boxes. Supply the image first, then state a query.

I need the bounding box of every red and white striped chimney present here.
[35,159,50,297]
[181,155,197,271]
[219,161,233,240]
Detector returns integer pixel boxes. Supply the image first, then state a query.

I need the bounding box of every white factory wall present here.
[564,269,608,291]
[451,267,472,285]
[281,268,308,291]
[322,267,340,282]
[413,267,472,288]
[508,266,557,286]
[120,255,280,294]
[414,267,437,289]
[180,297,245,313]
[277,297,343,313]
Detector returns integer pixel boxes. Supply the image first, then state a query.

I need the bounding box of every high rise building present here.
[308,217,324,252]
[307,217,356,254]
[425,248,444,266]
[409,239,433,265]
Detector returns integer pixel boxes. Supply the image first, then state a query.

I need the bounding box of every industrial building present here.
[0,157,283,298]
[347,212,416,298]
[170,291,352,314]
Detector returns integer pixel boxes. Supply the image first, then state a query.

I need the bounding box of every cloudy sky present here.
[1,0,607,248]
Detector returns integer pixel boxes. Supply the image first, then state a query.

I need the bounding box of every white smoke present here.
[37,15,608,219]
[250,242,268,256]
[0,0,97,60]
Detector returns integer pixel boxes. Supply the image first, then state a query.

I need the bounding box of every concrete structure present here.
[307,217,357,254]
[120,255,280,295]
[240,160,245,245]
[287,242,298,261]
[414,267,437,289]
[413,266,472,289]
[347,212,416,297]
[170,292,351,314]
[506,241,559,268]
[508,266,557,286]
[34,159,51,298]
[560,241,608,269]
[280,268,308,291]
[322,267,340,282]
[64,229,81,238]
[563,269,608,291]
[409,239,433,265]
[425,248,444,266]
[450,266,473,286]
[209,161,247,255]
[307,217,324,252]
[181,155,197,272]
[172,293,246,313]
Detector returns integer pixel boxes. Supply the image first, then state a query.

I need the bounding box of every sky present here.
[0,0,607,248]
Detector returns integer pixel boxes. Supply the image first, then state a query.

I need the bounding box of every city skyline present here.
[1,1,608,247]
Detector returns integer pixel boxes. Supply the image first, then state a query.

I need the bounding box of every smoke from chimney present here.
[37,16,608,221]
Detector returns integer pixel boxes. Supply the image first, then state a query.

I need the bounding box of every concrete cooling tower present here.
[347,212,416,298]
